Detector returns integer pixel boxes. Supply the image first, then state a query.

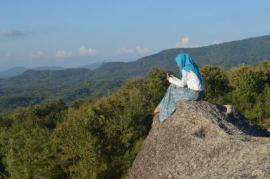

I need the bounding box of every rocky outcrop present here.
[129,101,270,179]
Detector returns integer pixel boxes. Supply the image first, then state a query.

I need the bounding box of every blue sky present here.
[0,0,270,70]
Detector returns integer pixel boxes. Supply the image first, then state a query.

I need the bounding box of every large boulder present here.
[129,101,270,179]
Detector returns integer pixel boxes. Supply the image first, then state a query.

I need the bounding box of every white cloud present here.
[79,46,97,56]
[55,50,72,58]
[135,46,150,54]
[176,37,190,48]
[119,46,150,55]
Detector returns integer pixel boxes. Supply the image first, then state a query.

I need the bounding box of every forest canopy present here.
[0,60,270,178]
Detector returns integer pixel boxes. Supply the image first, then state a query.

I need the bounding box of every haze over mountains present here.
[0,35,270,113]
[0,67,27,79]
[1,35,270,88]
[0,62,104,79]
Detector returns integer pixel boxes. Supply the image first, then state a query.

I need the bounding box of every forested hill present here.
[1,35,270,89]
[1,62,270,178]
[0,35,270,114]
[1,36,270,88]
[108,34,270,78]
[0,68,93,89]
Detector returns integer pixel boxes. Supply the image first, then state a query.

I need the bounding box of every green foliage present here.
[228,65,267,121]
[4,128,56,179]
[88,69,167,178]
[261,84,270,127]
[0,61,269,178]
[0,101,68,178]
[201,66,229,103]
[230,65,266,95]
[0,69,168,178]
[200,62,270,126]
[254,60,270,75]
[51,104,100,178]
[147,68,169,106]
[0,79,123,114]
[1,35,270,114]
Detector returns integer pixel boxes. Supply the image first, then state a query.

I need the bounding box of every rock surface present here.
[128,101,270,179]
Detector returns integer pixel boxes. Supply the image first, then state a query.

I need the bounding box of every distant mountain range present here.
[83,62,104,70]
[0,62,104,79]
[1,35,270,89]
[0,67,28,79]
[0,35,270,113]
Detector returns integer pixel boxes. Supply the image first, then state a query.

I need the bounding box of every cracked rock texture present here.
[128,101,270,179]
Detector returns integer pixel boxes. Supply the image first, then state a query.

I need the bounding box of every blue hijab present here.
[175,53,204,84]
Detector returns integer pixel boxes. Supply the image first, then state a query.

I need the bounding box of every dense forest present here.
[0,79,123,114]
[1,35,270,114]
[0,60,270,178]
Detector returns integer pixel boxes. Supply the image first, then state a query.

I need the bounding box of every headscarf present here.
[175,53,204,84]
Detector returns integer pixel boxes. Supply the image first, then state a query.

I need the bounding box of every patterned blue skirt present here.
[159,84,204,123]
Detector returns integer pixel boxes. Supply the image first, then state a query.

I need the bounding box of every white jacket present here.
[168,70,204,91]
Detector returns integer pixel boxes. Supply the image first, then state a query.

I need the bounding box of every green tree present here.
[0,101,68,178]
[261,85,270,127]
[200,66,230,104]
[87,69,168,178]
[4,127,59,179]
[147,68,169,107]
[51,102,101,178]
[229,65,267,121]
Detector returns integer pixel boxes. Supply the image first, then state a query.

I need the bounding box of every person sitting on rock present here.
[154,53,205,122]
